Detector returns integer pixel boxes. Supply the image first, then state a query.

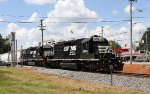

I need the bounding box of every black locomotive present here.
[21,45,53,66]
[21,35,124,72]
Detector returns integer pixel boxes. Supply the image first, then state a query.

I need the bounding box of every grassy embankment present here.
[0,67,148,94]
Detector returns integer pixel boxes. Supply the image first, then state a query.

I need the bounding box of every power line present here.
[105,31,128,37]
[104,21,128,30]
[1,14,149,19]
[1,13,150,26]
[0,19,129,24]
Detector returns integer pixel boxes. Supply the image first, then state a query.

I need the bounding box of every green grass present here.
[0,67,148,94]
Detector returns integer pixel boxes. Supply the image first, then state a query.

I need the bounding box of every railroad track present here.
[22,65,150,78]
[114,72,150,78]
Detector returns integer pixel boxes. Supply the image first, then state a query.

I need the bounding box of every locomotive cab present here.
[81,35,111,57]
[81,35,123,71]
[90,35,110,54]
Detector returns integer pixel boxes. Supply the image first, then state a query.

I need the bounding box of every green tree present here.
[109,40,121,49]
[0,34,11,54]
[0,34,4,53]
[139,27,150,51]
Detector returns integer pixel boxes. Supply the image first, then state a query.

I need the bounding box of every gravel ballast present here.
[33,67,150,93]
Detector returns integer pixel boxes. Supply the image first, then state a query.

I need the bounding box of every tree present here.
[0,34,11,54]
[138,27,150,51]
[0,34,4,53]
[109,40,121,49]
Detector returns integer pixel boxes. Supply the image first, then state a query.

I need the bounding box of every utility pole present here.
[129,0,137,64]
[20,46,23,67]
[16,39,18,66]
[101,27,104,37]
[146,33,148,58]
[39,20,46,47]
[10,32,16,67]
[38,20,47,66]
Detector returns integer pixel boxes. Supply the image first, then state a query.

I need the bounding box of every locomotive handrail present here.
[47,59,99,61]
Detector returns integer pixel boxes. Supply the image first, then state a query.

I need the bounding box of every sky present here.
[0,0,149,49]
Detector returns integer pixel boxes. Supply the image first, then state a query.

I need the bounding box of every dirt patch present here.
[123,64,150,74]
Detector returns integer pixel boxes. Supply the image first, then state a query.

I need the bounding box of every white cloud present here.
[133,22,145,32]
[7,23,20,33]
[5,23,41,49]
[25,12,40,22]
[0,17,3,21]
[103,22,146,47]
[24,0,56,5]
[0,0,7,2]
[42,0,100,41]
[125,5,136,14]
[3,0,147,49]
[112,10,118,14]
[8,0,98,48]
[132,22,146,41]
[5,22,146,49]
[45,0,99,23]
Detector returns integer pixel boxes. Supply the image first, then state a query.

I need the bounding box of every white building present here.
[0,50,21,62]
